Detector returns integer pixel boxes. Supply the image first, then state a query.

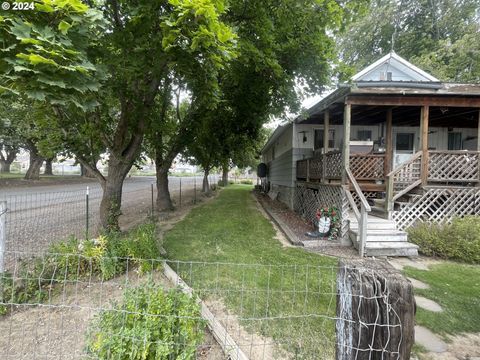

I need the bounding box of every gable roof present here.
[352,51,440,83]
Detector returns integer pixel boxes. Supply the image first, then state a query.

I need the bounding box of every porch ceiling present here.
[302,104,479,128]
[297,84,480,128]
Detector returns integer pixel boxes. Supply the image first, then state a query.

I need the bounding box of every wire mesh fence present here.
[0,175,219,259]
[0,174,414,359]
[0,252,412,360]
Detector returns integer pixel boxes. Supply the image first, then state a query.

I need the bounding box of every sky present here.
[265,92,324,129]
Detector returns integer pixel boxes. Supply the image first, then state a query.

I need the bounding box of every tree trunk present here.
[0,146,18,173]
[80,163,97,178]
[98,157,130,231]
[24,145,44,180]
[202,169,210,193]
[156,165,174,211]
[44,158,54,175]
[222,161,229,186]
[0,160,11,173]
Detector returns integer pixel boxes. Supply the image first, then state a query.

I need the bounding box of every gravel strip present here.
[255,192,359,259]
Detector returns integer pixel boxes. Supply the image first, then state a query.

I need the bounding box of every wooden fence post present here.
[336,259,415,360]
[0,201,6,273]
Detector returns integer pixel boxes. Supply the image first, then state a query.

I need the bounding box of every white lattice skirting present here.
[294,183,350,243]
[393,187,480,230]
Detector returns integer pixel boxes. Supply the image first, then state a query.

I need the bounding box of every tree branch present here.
[107,0,123,29]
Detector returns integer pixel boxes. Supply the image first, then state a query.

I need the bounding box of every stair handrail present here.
[345,168,371,257]
[385,151,423,214]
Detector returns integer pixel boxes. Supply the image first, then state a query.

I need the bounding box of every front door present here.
[393,132,415,168]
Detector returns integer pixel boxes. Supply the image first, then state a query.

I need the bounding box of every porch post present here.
[342,104,351,184]
[477,109,480,183]
[322,110,329,183]
[420,105,430,185]
[477,109,480,152]
[385,108,393,175]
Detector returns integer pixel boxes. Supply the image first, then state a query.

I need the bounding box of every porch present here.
[293,92,480,257]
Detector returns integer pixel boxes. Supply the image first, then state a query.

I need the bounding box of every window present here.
[396,133,414,151]
[314,129,335,150]
[357,130,372,141]
[448,132,462,150]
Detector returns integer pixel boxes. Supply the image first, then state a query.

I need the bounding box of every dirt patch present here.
[0,268,225,359]
[417,332,480,360]
[205,299,290,360]
[0,270,169,359]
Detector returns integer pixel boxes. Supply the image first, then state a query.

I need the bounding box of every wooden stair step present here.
[349,229,408,242]
[364,242,419,257]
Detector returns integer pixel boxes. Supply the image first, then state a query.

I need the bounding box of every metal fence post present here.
[85,187,89,240]
[151,182,154,216]
[0,201,6,273]
[179,177,182,208]
[194,176,197,204]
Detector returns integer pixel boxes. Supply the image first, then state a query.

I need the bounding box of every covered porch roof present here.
[296,83,480,127]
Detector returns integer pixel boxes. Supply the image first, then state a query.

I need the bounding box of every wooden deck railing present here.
[350,154,385,180]
[385,151,423,213]
[297,151,381,182]
[345,168,371,257]
[428,151,479,183]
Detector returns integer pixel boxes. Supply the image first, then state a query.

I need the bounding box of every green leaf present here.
[58,21,72,35]
[25,89,46,100]
[16,53,58,66]
[9,20,32,39]
[20,38,41,45]
[37,76,66,88]
[35,3,55,12]
[13,65,40,74]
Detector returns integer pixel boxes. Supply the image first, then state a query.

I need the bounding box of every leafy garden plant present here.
[86,285,205,360]
[408,216,480,264]
[0,222,160,315]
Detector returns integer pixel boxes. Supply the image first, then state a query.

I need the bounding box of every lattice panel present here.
[297,160,307,179]
[351,191,381,209]
[309,157,323,180]
[350,155,385,180]
[428,151,479,182]
[294,184,350,241]
[393,157,421,193]
[392,187,480,230]
[325,151,342,179]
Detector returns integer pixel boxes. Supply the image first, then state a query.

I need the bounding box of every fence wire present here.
[0,249,408,360]
[0,175,219,256]
[0,175,409,360]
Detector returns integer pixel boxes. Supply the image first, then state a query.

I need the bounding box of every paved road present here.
[0,175,218,259]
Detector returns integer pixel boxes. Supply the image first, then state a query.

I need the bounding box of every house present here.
[261,52,480,257]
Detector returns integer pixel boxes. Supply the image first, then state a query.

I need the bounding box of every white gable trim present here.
[352,52,439,82]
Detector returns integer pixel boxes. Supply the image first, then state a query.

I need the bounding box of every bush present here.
[0,222,161,315]
[240,179,253,185]
[86,285,205,359]
[408,216,480,264]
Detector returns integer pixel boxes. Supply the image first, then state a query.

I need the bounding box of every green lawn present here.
[0,173,24,179]
[404,262,480,337]
[163,185,338,358]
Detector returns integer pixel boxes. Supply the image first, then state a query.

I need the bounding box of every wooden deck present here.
[295,150,480,253]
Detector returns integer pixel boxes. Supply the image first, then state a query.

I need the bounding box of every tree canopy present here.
[337,0,480,82]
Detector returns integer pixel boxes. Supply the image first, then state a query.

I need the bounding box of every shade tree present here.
[1,0,236,230]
